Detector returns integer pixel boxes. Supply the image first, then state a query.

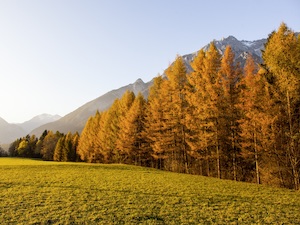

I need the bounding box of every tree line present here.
[6,23,300,190]
[76,23,300,189]
[8,130,80,162]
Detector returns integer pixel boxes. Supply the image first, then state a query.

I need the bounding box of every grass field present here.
[0,158,299,224]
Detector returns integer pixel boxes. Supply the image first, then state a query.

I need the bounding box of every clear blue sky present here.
[0,0,299,123]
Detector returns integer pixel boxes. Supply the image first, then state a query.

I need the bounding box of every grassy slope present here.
[0,158,299,224]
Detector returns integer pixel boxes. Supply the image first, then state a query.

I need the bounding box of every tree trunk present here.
[199,159,203,176]
[233,152,237,181]
[206,147,210,177]
[214,119,221,179]
[286,90,299,190]
[232,123,237,181]
[254,125,260,184]
[216,145,220,179]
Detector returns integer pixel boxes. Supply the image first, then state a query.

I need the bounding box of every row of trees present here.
[77,23,300,189]
[9,130,80,162]
[6,23,299,189]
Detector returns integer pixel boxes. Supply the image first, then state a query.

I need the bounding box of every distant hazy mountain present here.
[0,114,61,145]
[31,35,267,137]
[17,113,62,134]
[0,117,26,145]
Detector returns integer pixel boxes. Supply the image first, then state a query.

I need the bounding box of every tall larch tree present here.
[117,93,147,165]
[186,43,222,177]
[238,55,276,184]
[218,45,242,181]
[77,112,102,162]
[263,23,300,190]
[100,100,120,162]
[238,55,260,183]
[185,49,207,175]
[77,116,93,162]
[202,43,222,178]
[103,91,135,162]
[96,111,112,163]
[143,76,167,169]
[163,56,189,173]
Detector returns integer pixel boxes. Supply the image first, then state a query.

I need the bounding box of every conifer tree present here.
[143,76,167,169]
[54,137,65,161]
[8,139,20,157]
[238,55,276,184]
[186,43,222,177]
[96,111,111,162]
[202,43,223,178]
[100,100,120,162]
[163,56,189,173]
[35,130,48,157]
[40,131,61,161]
[117,93,147,165]
[101,91,135,163]
[71,132,80,161]
[64,132,73,161]
[185,49,206,174]
[77,112,102,162]
[263,23,300,189]
[218,45,242,180]
[17,138,29,157]
[77,117,93,162]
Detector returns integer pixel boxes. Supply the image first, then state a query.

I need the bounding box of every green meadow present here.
[0,158,299,224]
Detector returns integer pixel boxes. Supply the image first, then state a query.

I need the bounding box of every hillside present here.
[0,114,61,145]
[0,117,25,144]
[31,35,266,137]
[17,114,62,133]
[1,158,299,224]
[31,78,152,137]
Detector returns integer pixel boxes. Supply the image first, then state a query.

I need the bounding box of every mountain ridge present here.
[0,114,61,145]
[28,35,266,138]
[16,114,62,133]
[30,79,153,137]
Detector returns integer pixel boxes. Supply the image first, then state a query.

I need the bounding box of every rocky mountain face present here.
[181,36,266,71]
[30,35,267,138]
[0,114,61,145]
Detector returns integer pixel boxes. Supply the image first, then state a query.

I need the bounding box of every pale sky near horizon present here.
[0,0,299,123]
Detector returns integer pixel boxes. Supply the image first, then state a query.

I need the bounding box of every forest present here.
[7,23,300,190]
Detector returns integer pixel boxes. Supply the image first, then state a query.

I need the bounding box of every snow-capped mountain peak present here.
[31,114,61,122]
[241,40,255,47]
[18,114,62,134]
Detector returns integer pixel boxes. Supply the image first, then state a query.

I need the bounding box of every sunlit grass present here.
[0,158,299,224]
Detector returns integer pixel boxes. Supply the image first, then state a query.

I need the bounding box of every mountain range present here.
[0,114,61,145]
[1,35,267,144]
[30,35,267,137]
